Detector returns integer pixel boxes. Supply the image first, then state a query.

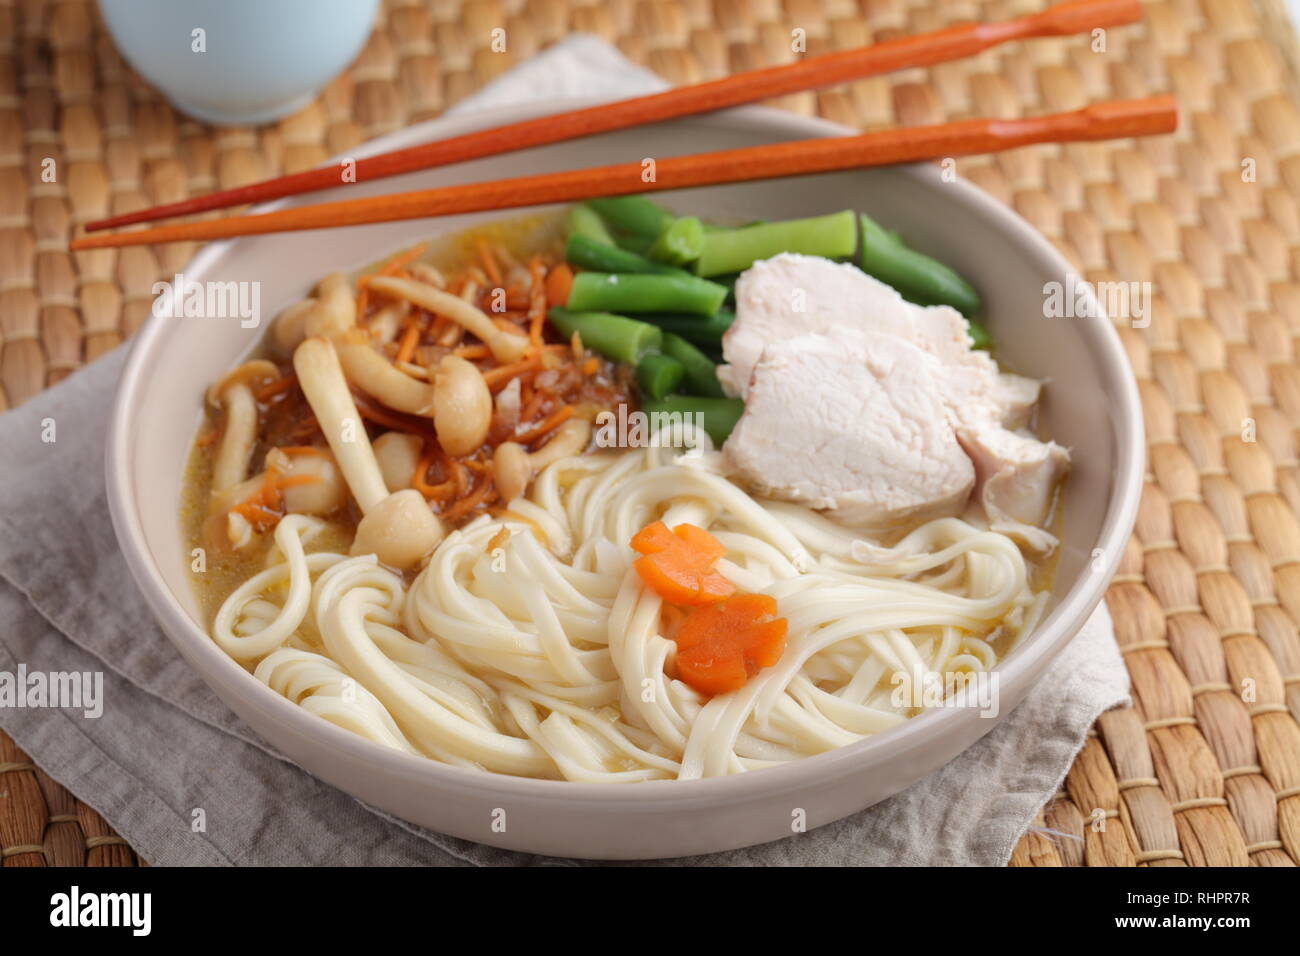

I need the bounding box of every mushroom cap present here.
[266,447,348,516]
[432,354,492,456]
[207,359,279,406]
[269,299,315,360]
[493,441,531,503]
[350,489,446,570]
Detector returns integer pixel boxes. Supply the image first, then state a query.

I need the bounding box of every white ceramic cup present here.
[97,0,379,126]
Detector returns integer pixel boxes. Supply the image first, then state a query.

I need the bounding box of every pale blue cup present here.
[97,0,379,126]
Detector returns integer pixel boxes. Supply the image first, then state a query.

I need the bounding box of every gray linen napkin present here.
[0,36,1130,866]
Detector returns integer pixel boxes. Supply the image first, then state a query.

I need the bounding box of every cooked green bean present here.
[966,318,991,350]
[566,272,728,317]
[636,352,685,400]
[639,309,735,346]
[566,205,615,245]
[694,210,857,276]
[546,307,662,365]
[858,212,981,317]
[661,333,724,397]
[642,395,745,446]
[565,235,687,277]
[646,216,704,267]
[613,233,653,255]
[587,196,673,238]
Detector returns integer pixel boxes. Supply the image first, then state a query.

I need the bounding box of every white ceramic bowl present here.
[106,101,1143,860]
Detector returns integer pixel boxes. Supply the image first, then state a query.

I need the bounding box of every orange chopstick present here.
[69,96,1178,251]
[81,0,1142,233]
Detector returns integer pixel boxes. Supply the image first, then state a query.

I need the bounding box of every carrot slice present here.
[631,520,734,606]
[672,593,788,696]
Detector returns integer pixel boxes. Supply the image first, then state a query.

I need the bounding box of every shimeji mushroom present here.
[211,447,348,549]
[207,359,279,492]
[373,432,422,491]
[293,336,445,569]
[336,344,491,456]
[366,275,529,363]
[303,273,357,340]
[493,418,593,503]
[365,299,410,346]
[269,273,358,358]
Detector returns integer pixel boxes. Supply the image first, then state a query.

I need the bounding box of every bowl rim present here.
[106,98,1144,808]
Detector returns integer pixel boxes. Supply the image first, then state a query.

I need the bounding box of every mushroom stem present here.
[367,275,529,363]
[336,343,437,415]
[493,418,592,502]
[207,359,278,493]
[292,337,389,513]
[211,382,258,492]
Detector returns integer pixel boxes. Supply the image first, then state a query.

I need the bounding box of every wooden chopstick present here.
[82,0,1142,233]
[68,96,1178,251]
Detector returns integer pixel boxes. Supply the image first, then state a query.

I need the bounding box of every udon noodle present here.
[214,423,1044,781]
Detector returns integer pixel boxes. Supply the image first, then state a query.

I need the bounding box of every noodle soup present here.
[186,200,1067,781]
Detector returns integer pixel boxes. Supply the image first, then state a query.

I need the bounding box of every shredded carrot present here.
[518,388,547,424]
[582,357,600,375]
[527,255,547,348]
[380,241,429,277]
[394,315,421,366]
[439,471,495,522]
[545,262,573,308]
[437,317,465,348]
[515,404,574,445]
[498,510,550,548]
[673,594,788,696]
[277,445,325,456]
[429,311,450,342]
[286,415,320,441]
[232,465,285,526]
[631,520,735,607]
[254,374,297,402]
[412,440,456,499]
[475,237,504,288]
[449,456,469,497]
[453,343,491,359]
[482,354,541,388]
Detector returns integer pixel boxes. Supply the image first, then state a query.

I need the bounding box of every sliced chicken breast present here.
[724,333,975,528]
[720,253,1026,428]
[957,422,1070,554]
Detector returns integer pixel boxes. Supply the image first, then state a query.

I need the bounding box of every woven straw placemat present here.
[2,0,1299,868]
